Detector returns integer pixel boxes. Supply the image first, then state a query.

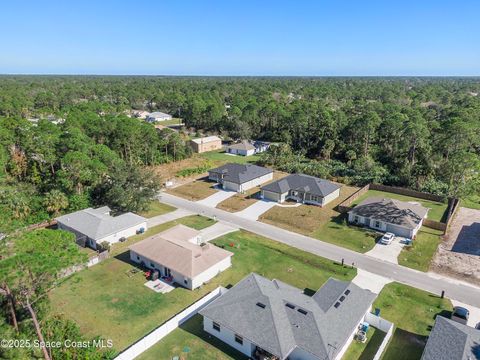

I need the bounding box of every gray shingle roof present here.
[349,197,429,229]
[209,163,272,185]
[199,273,376,360]
[56,207,146,241]
[148,111,171,118]
[227,140,256,151]
[261,173,340,197]
[422,316,480,360]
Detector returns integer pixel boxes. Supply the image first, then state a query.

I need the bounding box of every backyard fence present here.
[365,312,394,360]
[114,286,228,360]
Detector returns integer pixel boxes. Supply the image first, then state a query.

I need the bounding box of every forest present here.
[0,76,479,358]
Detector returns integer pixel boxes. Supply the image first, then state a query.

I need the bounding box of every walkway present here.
[196,188,236,207]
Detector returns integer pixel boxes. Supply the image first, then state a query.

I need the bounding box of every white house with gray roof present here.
[199,273,376,360]
[261,174,341,207]
[421,316,480,360]
[56,206,147,250]
[348,197,429,238]
[208,163,273,193]
[145,111,172,122]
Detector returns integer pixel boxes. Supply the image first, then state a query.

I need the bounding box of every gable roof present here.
[227,140,256,151]
[261,173,340,197]
[56,207,146,241]
[200,273,376,360]
[349,197,429,229]
[421,316,480,360]
[191,135,222,144]
[209,163,273,185]
[128,224,233,278]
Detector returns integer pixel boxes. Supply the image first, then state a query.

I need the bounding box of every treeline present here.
[0,108,191,232]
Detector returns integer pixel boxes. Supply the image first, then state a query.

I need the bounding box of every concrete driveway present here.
[365,236,406,264]
[200,221,239,242]
[352,269,392,294]
[196,188,236,207]
[236,200,277,220]
[451,299,480,328]
[147,208,194,227]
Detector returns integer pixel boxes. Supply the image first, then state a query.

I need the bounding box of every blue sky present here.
[0,0,479,75]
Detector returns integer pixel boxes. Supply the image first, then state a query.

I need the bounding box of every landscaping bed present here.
[167,178,218,201]
[50,228,355,354]
[373,282,452,360]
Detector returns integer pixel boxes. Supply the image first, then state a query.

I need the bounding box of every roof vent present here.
[334,302,341,308]
[297,308,308,315]
[256,302,266,309]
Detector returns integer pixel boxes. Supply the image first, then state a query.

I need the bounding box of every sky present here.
[0,0,479,76]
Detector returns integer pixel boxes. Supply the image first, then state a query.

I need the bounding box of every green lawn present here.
[398,227,444,271]
[352,189,448,222]
[374,282,452,360]
[50,228,355,354]
[157,118,184,126]
[342,326,386,360]
[200,149,262,164]
[138,201,176,218]
[137,314,248,360]
[312,214,379,253]
[462,194,480,210]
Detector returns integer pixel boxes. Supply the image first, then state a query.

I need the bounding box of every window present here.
[344,290,351,295]
[212,322,220,332]
[297,308,308,315]
[235,334,243,345]
[256,302,266,309]
[334,302,341,308]
[285,303,295,309]
[184,279,188,285]
[136,255,140,261]
[339,295,345,302]
[150,262,155,268]
[354,216,359,223]
[375,221,381,228]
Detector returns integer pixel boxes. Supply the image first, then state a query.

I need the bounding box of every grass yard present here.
[351,189,448,222]
[259,185,378,252]
[137,314,248,360]
[200,149,262,165]
[50,227,355,354]
[374,282,452,360]
[342,326,386,360]
[167,178,218,201]
[462,194,480,210]
[398,227,444,272]
[217,171,288,212]
[157,118,184,126]
[138,201,176,218]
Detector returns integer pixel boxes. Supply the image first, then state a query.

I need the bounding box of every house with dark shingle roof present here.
[421,316,480,360]
[199,273,376,360]
[260,173,341,207]
[208,163,273,193]
[348,197,429,238]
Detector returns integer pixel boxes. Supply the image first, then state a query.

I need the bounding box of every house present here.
[226,140,271,156]
[208,163,273,192]
[348,197,429,238]
[199,273,376,360]
[56,206,147,250]
[131,110,150,119]
[145,111,172,122]
[129,225,233,290]
[421,316,480,360]
[189,135,222,153]
[261,173,341,206]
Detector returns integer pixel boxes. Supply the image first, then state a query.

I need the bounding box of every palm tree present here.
[43,190,69,216]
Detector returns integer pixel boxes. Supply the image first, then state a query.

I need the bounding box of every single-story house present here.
[189,135,222,153]
[261,173,341,206]
[348,197,429,238]
[226,140,271,156]
[146,111,172,122]
[200,273,376,360]
[129,224,233,290]
[208,163,273,193]
[56,206,147,250]
[421,316,480,360]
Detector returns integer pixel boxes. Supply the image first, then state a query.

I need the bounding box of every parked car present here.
[475,322,480,330]
[380,232,395,245]
[451,306,469,325]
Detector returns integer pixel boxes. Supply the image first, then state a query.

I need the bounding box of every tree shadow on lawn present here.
[114,251,148,272]
[382,328,427,360]
[179,314,249,360]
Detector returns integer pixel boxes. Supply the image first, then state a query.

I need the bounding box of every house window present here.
[136,256,140,261]
[374,221,381,228]
[212,322,220,332]
[150,262,155,268]
[354,216,359,223]
[235,334,243,345]
[184,279,188,285]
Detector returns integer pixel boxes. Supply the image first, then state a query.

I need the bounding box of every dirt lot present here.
[166,177,217,201]
[431,207,480,285]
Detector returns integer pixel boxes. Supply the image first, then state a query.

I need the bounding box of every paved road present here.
[159,193,480,307]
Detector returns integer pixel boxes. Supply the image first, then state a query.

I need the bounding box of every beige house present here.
[129,225,233,289]
[189,135,222,153]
